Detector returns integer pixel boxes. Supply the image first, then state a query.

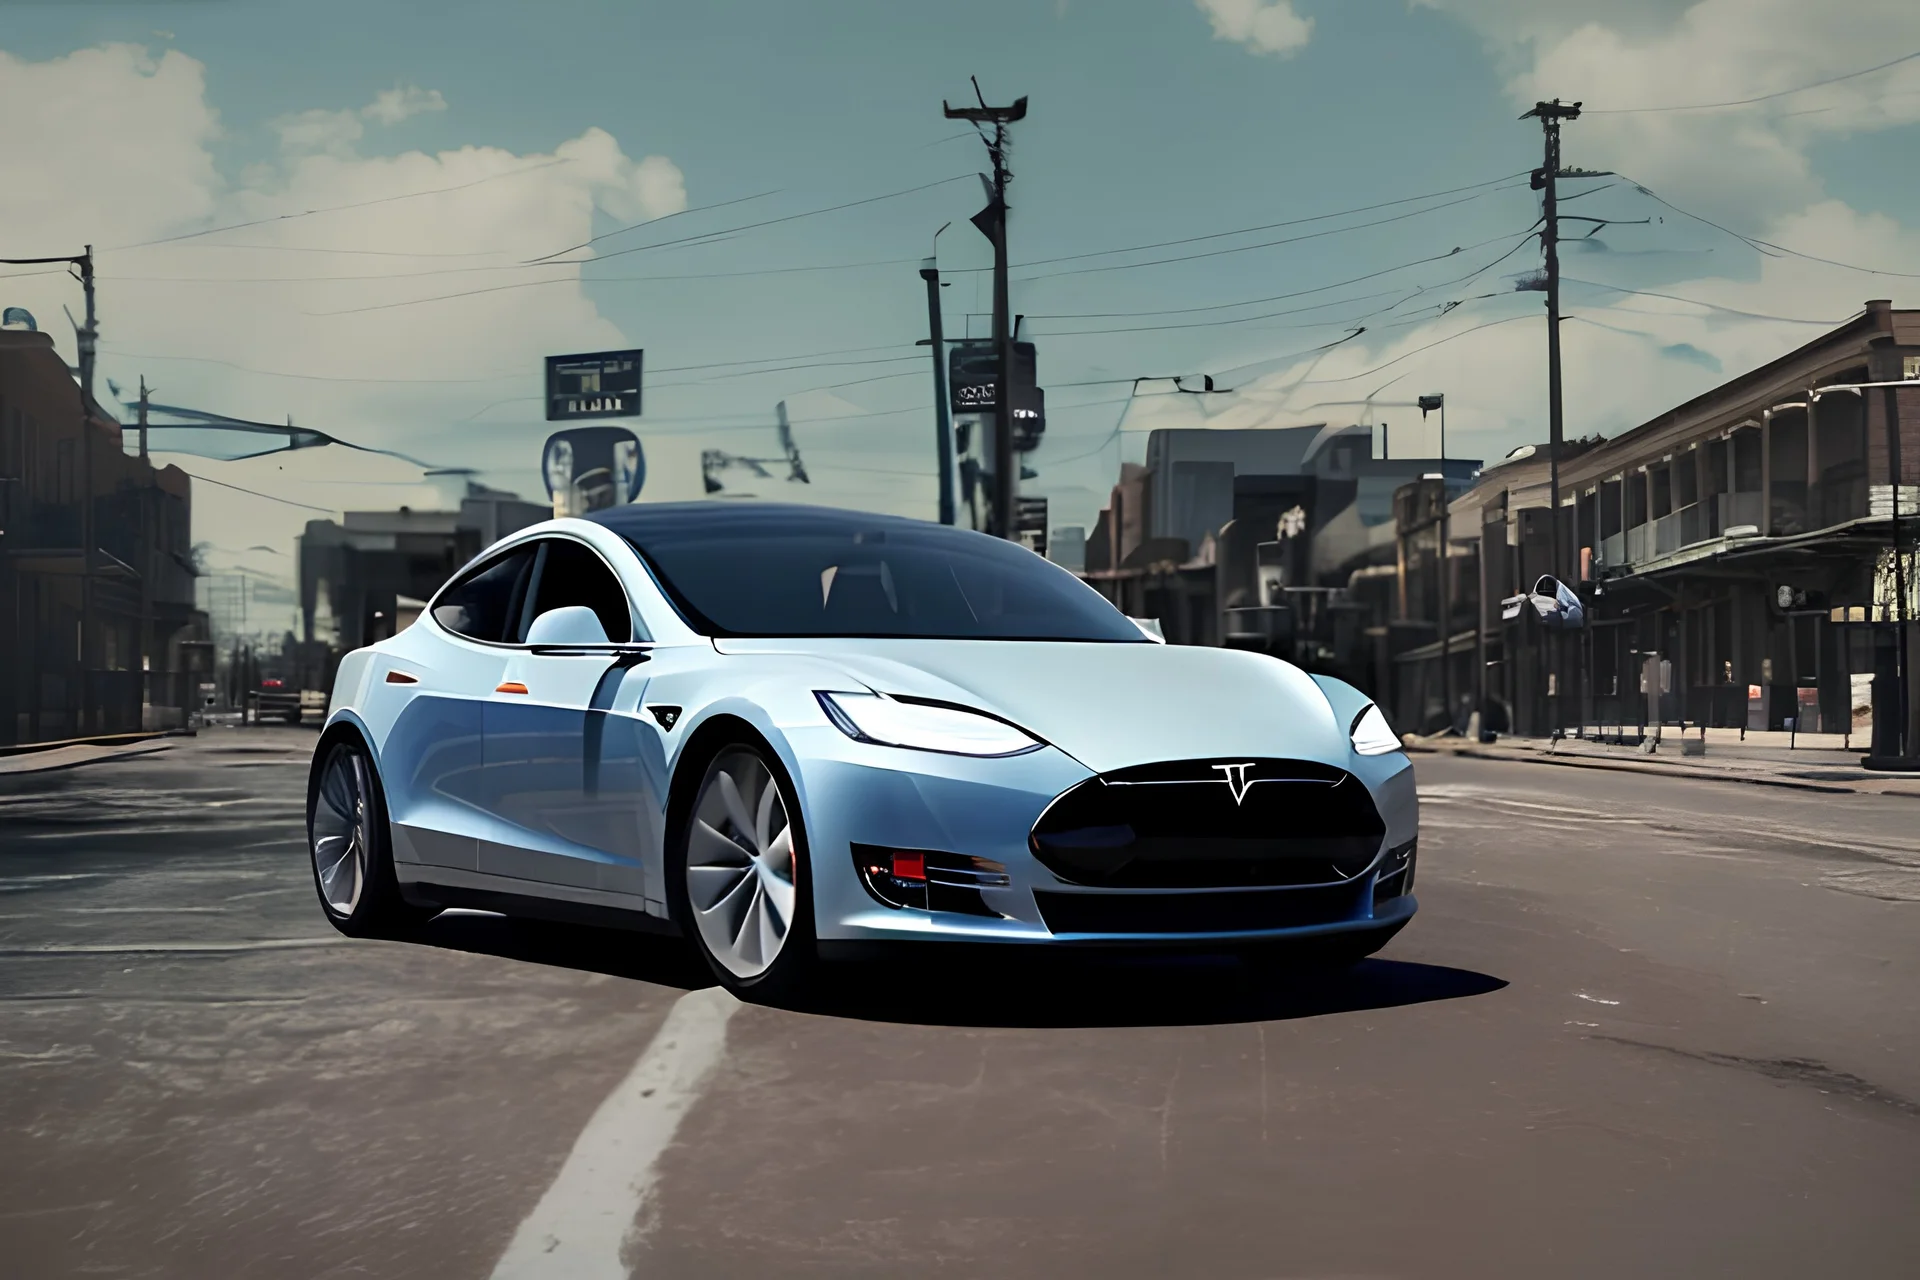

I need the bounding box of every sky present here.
[3,0,1919,633]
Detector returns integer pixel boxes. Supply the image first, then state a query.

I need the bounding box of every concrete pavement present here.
[2,730,1916,1277]
[1410,728,1920,797]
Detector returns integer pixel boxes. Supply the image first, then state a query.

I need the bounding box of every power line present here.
[1004,172,1528,271]
[102,341,920,387]
[533,174,975,267]
[1031,290,1410,338]
[1013,190,1517,282]
[1561,278,1854,325]
[521,188,780,264]
[310,178,971,316]
[1285,313,1536,388]
[1621,178,1920,278]
[1585,49,1920,114]
[109,158,576,251]
[1020,229,1535,320]
[101,255,912,286]
[173,469,339,514]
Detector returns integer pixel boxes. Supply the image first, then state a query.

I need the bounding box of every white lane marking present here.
[491,985,740,1280]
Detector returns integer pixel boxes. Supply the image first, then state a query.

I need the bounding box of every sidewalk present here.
[0,736,180,777]
[1407,728,1920,797]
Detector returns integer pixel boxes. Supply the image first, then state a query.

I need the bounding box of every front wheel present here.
[669,740,816,1001]
[307,736,434,938]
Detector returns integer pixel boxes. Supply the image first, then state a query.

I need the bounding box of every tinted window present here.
[524,539,632,643]
[432,546,535,642]
[616,517,1142,642]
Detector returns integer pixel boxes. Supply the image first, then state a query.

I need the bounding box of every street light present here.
[1420,394,1454,733]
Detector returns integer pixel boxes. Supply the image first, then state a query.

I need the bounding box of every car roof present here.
[585,501,975,544]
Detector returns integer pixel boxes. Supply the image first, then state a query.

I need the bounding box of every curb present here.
[0,739,177,777]
[0,727,195,759]
[1404,742,1909,796]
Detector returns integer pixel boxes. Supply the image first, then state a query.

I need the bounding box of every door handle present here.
[495,681,529,695]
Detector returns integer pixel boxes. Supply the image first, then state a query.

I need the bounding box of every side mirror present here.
[1529,575,1585,630]
[526,605,610,647]
[1129,616,1166,643]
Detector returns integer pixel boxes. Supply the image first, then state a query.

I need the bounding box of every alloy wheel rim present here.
[686,749,797,979]
[311,746,369,917]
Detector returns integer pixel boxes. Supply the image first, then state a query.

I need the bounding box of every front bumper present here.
[789,726,1419,946]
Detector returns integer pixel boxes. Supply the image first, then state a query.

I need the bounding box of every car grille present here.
[1033,881,1367,936]
[1029,758,1386,889]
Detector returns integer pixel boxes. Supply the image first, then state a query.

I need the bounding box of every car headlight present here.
[816,691,1043,758]
[1349,704,1401,756]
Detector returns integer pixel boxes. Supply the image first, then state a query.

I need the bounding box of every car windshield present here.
[602,507,1144,642]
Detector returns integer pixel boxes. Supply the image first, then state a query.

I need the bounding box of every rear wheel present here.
[307,736,434,938]
[669,740,815,1001]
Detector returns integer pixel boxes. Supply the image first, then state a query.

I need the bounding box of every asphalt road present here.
[2,727,1917,1278]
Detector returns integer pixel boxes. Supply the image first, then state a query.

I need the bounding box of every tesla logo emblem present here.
[1212,762,1258,805]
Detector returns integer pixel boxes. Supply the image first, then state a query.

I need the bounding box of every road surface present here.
[2,728,1916,1277]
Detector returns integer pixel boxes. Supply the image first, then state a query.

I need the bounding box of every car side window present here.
[521,538,633,644]
[431,546,536,642]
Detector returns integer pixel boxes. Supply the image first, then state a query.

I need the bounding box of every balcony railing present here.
[1679,503,1710,547]
[1626,524,1653,564]
[1654,513,1680,557]
[1717,491,1764,533]
[1599,532,1625,568]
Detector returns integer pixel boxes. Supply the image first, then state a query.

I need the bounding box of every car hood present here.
[712,637,1349,774]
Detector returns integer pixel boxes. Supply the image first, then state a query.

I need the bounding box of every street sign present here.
[546,349,643,421]
[543,425,644,516]
[948,340,1036,416]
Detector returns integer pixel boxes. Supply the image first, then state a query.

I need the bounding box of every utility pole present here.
[918,251,957,525]
[945,78,1027,540]
[1525,101,1579,738]
[138,375,151,461]
[1523,102,1578,579]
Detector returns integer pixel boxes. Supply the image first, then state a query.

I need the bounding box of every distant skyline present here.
[3,0,1918,624]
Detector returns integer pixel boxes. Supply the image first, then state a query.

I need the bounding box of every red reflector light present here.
[889,851,926,882]
[261,679,283,688]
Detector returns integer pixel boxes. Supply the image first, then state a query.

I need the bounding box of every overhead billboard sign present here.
[546,349,643,421]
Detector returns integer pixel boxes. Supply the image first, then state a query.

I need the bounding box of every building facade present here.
[1435,300,1920,752]
[0,330,208,744]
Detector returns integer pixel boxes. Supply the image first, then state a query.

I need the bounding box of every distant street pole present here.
[1422,394,1450,731]
[918,249,957,525]
[945,79,1027,540]
[78,247,98,731]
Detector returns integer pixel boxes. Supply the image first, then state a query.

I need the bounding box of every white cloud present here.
[364,84,446,126]
[273,84,453,157]
[1123,0,1920,487]
[1422,0,1920,223]
[1194,0,1313,57]
[273,107,363,156]
[0,41,694,631]
[0,44,219,255]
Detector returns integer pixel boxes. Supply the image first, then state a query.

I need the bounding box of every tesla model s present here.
[306,502,1417,997]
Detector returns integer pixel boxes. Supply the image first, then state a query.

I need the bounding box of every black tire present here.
[306,733,435,939]
[665,733,817,1003]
